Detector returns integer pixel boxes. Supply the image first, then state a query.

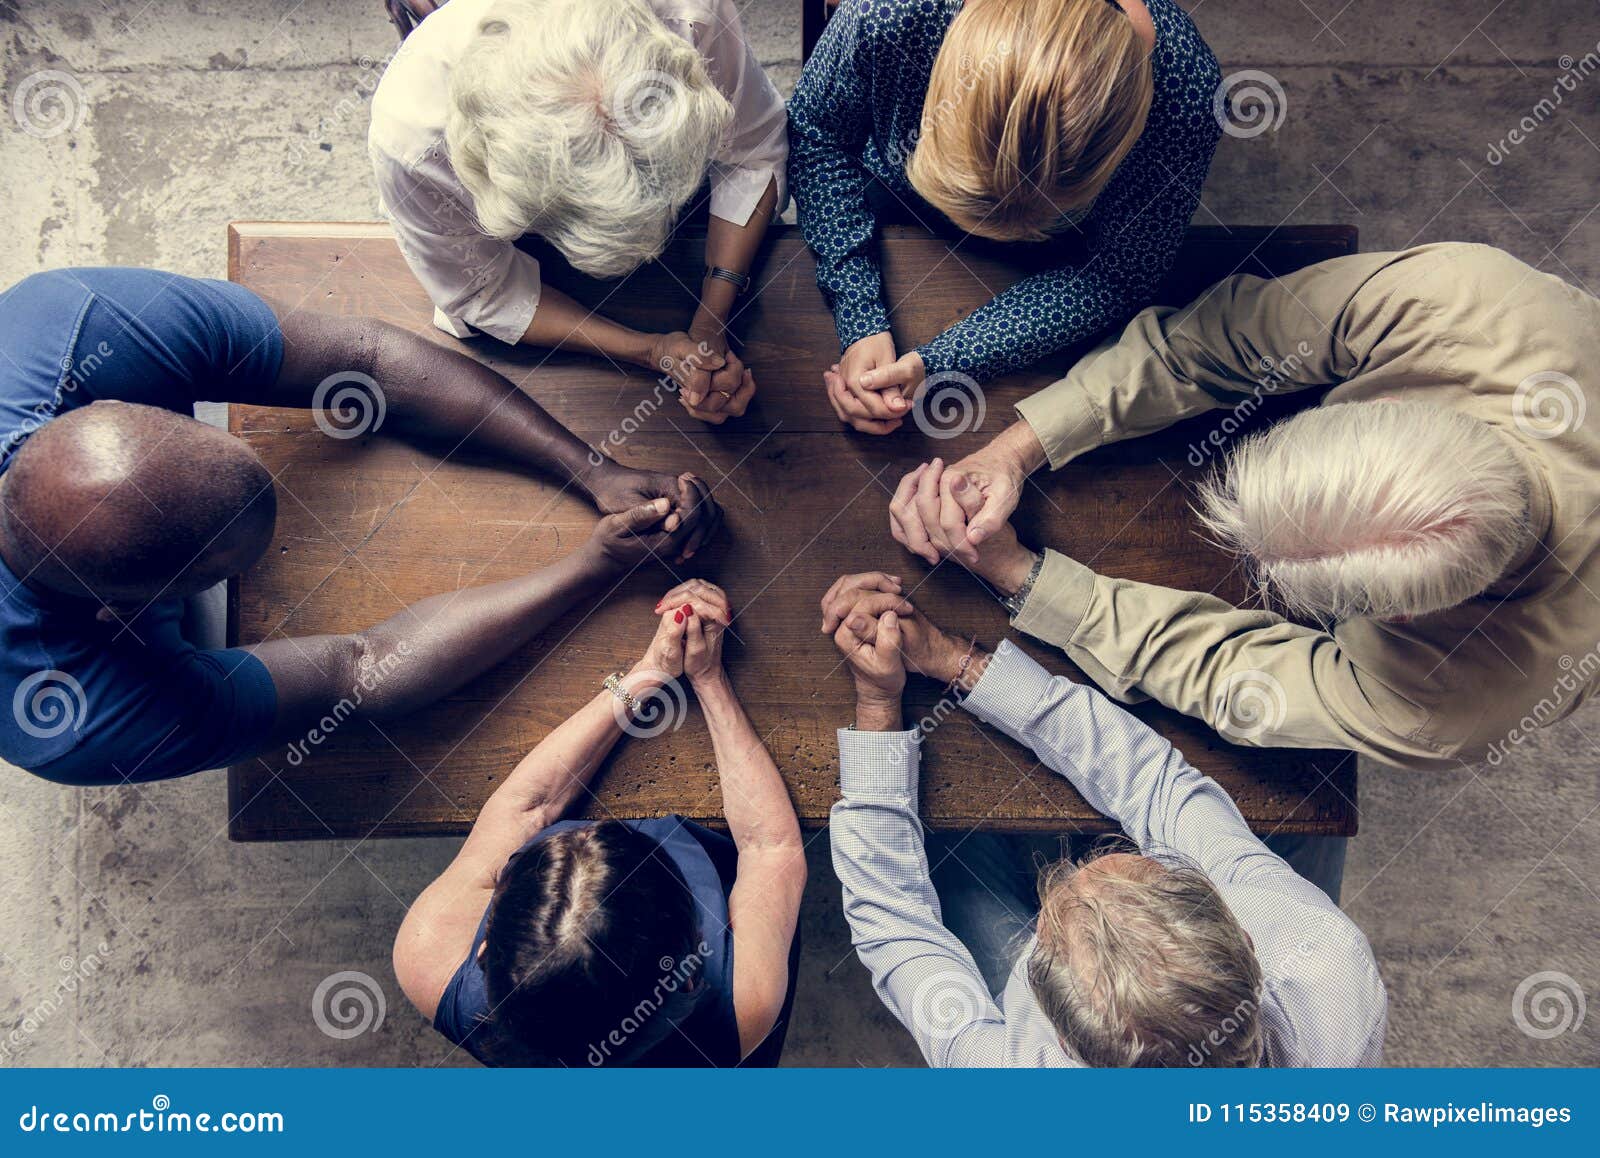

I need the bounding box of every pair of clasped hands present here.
[659,329,928,433]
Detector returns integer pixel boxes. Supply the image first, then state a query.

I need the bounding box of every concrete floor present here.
[1,0,1597,1068]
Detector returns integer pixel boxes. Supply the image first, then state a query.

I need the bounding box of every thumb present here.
[615,496,671,533]
[861,356,914,391]
[877,610,902,657]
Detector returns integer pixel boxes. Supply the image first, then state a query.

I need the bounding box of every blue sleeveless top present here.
[434,815,749,1067]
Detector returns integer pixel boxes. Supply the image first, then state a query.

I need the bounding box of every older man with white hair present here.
[370,0,788,424]
[892,242,1600,780]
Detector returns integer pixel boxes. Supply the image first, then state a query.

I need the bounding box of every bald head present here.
[0,402,276,605]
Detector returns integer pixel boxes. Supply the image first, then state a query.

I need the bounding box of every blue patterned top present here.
[787,0,1222,382]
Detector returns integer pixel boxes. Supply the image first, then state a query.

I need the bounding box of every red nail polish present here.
[681,603,693,614]
[674,611,684,624]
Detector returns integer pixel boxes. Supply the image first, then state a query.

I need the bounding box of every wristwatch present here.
[999,552,1044,618]
[704,265,752,294]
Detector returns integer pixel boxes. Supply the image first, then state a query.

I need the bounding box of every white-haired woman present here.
[370,0,788,424]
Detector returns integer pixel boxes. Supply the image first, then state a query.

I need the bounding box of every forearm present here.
[369,323,613,495]
[692,179,778,340]
[696,672,799,853]
[518,283,656,369]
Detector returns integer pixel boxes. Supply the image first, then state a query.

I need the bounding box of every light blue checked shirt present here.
[831,644,1388,1068]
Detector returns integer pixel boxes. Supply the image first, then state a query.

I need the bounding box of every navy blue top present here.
[435,816,748,1068]
[0,268,284,783]
[787,0,1222,380]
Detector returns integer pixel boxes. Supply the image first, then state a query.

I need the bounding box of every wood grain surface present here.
[226,221,1359,841]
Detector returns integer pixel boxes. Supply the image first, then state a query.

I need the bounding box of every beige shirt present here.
[368,0,789,344]
[1010,242,1600,770]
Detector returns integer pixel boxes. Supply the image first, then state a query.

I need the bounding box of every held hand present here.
[889,460,1034,591]
[588,469,723,564]
[820,573,969,682]
[638,599,690,679]
[649,331,724,400]
[586,496,699,570]
[680,327,757,424]
[832,607,907,709]
[937,430,1039,565]
[826,333,907,434]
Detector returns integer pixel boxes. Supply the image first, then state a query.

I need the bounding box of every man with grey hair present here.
[821,573,1387,1066]
[891,242,1600,778]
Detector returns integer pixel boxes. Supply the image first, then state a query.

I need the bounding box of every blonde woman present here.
[788,0,1220,433]
[370,0,788,424]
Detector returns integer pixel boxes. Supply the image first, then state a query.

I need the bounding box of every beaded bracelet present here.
[603,672,638,716]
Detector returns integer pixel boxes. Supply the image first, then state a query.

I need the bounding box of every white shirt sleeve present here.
[370,141,543,346]
[691,0,789,226]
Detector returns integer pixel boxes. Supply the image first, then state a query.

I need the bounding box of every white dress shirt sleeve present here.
[370,142,543,346]
[693,0,789,226]
[830,728,1014,1068]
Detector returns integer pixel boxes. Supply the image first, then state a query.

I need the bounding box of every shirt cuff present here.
[960,642,1055,735]
[1013,375,1105,469]
[709,163,784,228]
[458,251,542,346]
[1012,549,1097,647]
[837,727,921,802]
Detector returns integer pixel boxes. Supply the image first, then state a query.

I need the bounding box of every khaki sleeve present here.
[1012,550,1445,768]
[1014,249,1421,468]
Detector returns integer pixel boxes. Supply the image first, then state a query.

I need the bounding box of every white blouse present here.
[368,0,789,344]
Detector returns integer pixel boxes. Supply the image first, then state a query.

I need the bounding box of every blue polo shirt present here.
[0,268,283,785]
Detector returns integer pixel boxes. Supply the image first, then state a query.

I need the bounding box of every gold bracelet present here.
[603,672,638,715]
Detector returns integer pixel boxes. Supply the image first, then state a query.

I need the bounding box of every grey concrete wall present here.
[0,1,1596,1067]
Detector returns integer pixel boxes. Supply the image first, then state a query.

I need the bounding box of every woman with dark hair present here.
[393,580,806,1066]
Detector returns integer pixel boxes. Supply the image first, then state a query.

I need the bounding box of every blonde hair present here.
[1196,401,1533,621]
[1028,850,1265,1067]
[907,0,1153,241]
[445,0,732,278]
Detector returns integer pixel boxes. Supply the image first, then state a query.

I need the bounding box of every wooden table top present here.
[226,221,1359,842]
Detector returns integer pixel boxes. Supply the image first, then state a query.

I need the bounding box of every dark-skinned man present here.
[0,267,721,786]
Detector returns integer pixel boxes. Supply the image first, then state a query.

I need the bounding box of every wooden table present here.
[227,221,1359,842]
